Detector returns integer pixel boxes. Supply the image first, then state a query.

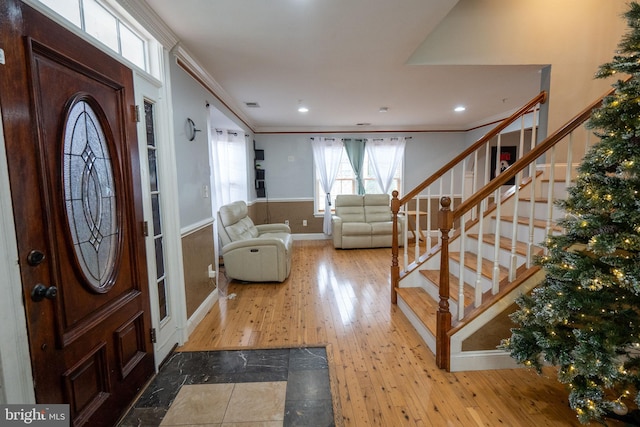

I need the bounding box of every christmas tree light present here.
[500,2,640,424]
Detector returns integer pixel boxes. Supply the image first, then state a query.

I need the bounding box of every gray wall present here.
[169,58,253,227]
[169,62,524,215]
[170,59,214,227]
[254,132,468,201]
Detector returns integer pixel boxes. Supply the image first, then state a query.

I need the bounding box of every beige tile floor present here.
[159,382,287,426]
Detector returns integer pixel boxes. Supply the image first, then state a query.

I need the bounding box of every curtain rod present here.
[215,129,240,136]
[311,136,412,140]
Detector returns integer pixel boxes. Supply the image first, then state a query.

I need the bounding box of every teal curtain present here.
[343,139,366,194]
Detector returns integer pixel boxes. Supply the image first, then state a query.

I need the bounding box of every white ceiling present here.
[144,0,544,133]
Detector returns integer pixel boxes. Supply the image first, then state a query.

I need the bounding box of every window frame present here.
[36,0,151,73]
[314,147,403,214]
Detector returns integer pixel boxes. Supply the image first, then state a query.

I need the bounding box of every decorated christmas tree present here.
[500,3,640,424]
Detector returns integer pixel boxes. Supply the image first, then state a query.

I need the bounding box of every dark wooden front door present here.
[0,1,154,425]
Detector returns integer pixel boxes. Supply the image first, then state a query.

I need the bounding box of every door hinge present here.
[134,105,141,122]
[142,221,149,237]
[150,328,157,343]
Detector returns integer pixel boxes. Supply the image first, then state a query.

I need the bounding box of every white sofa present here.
[331,194,404,249]
[217,201,293,282]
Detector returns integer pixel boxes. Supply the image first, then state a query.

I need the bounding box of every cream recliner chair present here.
[217,200,293,282]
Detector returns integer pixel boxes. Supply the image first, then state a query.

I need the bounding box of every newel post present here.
[390,190,400,304]
[436,196,452,370]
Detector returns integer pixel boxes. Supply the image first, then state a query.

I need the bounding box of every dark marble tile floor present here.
[118,347,334,427]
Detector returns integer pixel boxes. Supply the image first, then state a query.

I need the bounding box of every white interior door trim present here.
[135,62,187,368]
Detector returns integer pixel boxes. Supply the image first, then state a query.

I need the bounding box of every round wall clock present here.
[186,118,200,141]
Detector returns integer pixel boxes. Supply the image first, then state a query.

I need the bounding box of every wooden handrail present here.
[390,76,622,370]
[391,90,547,305]
[429,84,617,370]
[450,86,611,222]
[399,91,547,205]
[391,91,547,304]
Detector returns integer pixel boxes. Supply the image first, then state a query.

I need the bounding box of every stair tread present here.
[420,270,475,307]
[499,215,563,231]
[539,178,575,183]
[519,196,560,203]
[450,251,509,282]
[467,233,531,256]
[396,287,437,336]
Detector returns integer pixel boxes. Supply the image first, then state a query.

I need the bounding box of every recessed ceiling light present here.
[454,106,466,112]
[356,122,371,126]
[244,102,260,108]
[298,106,309,113]
[379,107,389,113]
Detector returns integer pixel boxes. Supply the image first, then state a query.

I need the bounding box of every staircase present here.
[390,88,612,372]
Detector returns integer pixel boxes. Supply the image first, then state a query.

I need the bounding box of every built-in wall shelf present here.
[254,145,265,198]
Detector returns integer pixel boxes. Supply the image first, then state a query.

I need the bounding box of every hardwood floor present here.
[180,240,622,426]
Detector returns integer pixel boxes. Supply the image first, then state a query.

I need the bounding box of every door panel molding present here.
[61,342,110,425]
[113,311,147,379]
[61,289,141,348]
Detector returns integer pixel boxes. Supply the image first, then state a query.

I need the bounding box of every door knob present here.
[31,283,57,302]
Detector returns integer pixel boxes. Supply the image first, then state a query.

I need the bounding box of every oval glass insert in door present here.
[62,97,119,292]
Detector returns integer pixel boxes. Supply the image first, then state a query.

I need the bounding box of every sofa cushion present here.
[364,194,390,206]
[334,195,365,223]
[342,222,372,235]
[364,194,392,222]
[335,194,364,207]
[370,221,393,235]
[335,206,365,222]
[219,200,248,226]
[259,232,294,251]
[218,201,259,243]
[226,217,259,241]
[365,205,392,223]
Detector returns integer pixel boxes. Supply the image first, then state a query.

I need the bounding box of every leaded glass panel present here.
[63,99,118,291]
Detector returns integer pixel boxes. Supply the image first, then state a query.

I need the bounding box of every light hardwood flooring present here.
[180,240,624,426]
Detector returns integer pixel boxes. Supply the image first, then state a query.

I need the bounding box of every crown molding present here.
[172,44,255,132]
[115,0,179,48]
[114,1,255,132]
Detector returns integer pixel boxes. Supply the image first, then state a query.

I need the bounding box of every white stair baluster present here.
[475,199,485,308]
[459,219,467,319]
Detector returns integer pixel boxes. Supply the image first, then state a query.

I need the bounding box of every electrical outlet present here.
[303,220,307,226]
[284,220,289,225]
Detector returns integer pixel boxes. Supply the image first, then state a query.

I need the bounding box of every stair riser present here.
[491,220,548,244]
[538,180,571,199]
[423,282,458,316]
[397,297,437,354]
[516,199,564,220]
[462,239,528,268]
[421,280,460,316]
[448,259,493,293]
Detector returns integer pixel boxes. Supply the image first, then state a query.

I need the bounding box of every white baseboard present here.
[449,350,521,372]
[186,288,219,337]
[293,233,328,240]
